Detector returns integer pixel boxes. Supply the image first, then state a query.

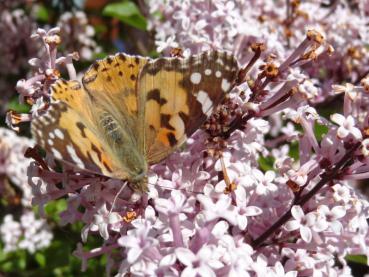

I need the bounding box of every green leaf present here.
[289,141,299,160]
[346,254,368,265]
[44,199,67,223]
[35,4,49,22]
[15,251,27,270]
[147,50,159,58]
[93,51,109,60]
[7,98,30,113]
[35,252,46,267]
[103,1,147,31]
[314,123,328,141]
[258,156,275,171]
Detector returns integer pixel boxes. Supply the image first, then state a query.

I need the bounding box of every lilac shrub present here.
[6,1,369,276]
[0,128,33,206]
[0,5,37,112]
[57,11,101,61]
[0,212,53,254]
[147,0,369,101]
[0,128,53,253]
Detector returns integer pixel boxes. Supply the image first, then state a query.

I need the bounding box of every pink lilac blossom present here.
[146,0,369,101]
[0,7,98,116]
[0,212,53,254]
[0,7,38,112]
[11,8,369,277]
[0,128,53,254]
[57,11,101,61]
[0,8,37,75]
[0,127,35,206]
[6,27,79,131]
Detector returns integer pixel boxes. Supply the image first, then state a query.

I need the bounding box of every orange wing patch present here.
[83,53,148,116]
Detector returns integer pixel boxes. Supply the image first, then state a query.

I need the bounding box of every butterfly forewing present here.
[138,51,239,164]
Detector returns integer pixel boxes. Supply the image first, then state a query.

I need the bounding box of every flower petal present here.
[300,225,312,243]
[176,248,196,266]
[284,220,300,231]
[291,205,304,221]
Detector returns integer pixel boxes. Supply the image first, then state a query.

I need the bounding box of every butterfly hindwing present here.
[138,51,239,163]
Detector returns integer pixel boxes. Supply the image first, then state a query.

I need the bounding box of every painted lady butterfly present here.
[31,51,239,192]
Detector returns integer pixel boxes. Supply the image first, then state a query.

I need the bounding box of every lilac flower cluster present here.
[57,11,101,61]
[1,6,98,115]
[0,128,53,253]
[7,27,79,130]
[6,1,369,276]
[0,128,35,206]
[0,212,53,254]
[0,6,37,112]
[147,0,369,101]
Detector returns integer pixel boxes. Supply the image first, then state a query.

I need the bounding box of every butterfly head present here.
[129,173,148,193]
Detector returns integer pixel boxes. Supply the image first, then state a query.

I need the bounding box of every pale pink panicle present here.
[0,6,38,112]
[90,203,122,240]
[0,128,35,207]
[0,215,22,253]
[147,0,369,101]
[7,27,79,131]
[284,205,317,243]
[0,128,53,253]
[57,11,101,61]
[0,212,53,254]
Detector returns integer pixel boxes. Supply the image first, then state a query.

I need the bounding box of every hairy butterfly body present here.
[31,51,239,192]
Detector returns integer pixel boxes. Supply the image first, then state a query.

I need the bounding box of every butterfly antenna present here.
[109,181,127,214]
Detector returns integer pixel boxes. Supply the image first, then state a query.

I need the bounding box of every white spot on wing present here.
[205,69,211,75]
[193,57,202,65]
[66,144,85,169]
[216,58,224,66]
[190,72,202,84]
[196,90,213,115]
[39,117,48,124]
[49,132,55,139]
[221,79,231,92]
[215,71,221,78]
[169,115,185,139]
[39,138,45,146]
[54,129,65,140]
[51,148,62,160]
[47,139,54,146]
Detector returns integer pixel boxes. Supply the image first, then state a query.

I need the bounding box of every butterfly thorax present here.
[98,110,148,186]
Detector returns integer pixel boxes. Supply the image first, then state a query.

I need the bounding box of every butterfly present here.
[31,51,239,192]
